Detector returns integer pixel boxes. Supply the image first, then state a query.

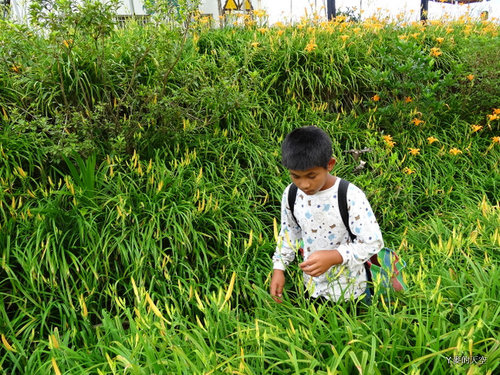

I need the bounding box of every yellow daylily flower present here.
[409,148,420,156]
[427,136,439,144]
[305,41,317,52]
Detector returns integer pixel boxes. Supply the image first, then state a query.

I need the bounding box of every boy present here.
[270,126,384,304]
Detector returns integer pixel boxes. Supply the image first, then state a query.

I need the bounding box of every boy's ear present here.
[327,158,336,171]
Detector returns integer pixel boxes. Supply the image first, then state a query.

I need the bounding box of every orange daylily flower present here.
[404,97,412,103]
[471,125,483,132]
[372,94,380,102]
[411,118,424,126]
[403,167,415,174]
[382,135,396,148]
[449,148,462,156]
[466,74,474,81]
[430,47,442,57]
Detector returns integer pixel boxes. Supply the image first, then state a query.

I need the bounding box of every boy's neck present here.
[321,174,337,191]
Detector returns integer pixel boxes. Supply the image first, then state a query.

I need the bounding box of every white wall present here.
[427,0,499,20]
[116,0,148,15]
[9,0,29,22]
[198,0,220,16]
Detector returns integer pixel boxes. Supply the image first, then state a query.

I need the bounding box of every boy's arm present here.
[270,269,285,303]
[270,185,302,300]
[299,250,343,277]
[271,185,302,270]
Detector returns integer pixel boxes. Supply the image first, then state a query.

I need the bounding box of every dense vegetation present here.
[0,1,499,373]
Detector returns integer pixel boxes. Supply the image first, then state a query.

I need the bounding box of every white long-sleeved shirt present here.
[272,177,384,301]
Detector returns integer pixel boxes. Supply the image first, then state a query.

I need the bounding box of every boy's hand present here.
[299,250,343,277]
[270,270,285,303]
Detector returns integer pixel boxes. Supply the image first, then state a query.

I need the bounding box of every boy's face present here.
[289,158,336,195]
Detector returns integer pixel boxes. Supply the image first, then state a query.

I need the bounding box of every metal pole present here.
[327,0,336,20]
[420,0,429,21]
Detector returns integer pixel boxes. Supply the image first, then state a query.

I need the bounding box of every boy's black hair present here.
[281,126,332,170]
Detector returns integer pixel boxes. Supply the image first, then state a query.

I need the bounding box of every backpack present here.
[287,179,407,296]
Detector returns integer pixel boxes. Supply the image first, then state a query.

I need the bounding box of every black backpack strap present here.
[338,179,356,242]
[287,183,298,225]
[338,179,373,293]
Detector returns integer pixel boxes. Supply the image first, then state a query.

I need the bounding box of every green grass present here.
[1,6,499,374]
